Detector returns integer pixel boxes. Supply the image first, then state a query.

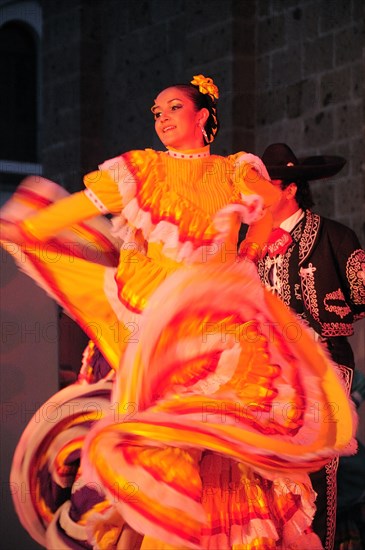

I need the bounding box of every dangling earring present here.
[200,124,208,140]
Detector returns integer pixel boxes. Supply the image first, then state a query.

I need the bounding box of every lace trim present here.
[84,188,109,214]
[110,151,262,261]
[166,149,210,159]
[96,150,264,264]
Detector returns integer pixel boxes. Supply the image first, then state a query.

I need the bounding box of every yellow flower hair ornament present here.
[191,74,219,101]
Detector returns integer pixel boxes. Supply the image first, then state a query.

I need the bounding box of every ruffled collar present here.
[166,146,210,159]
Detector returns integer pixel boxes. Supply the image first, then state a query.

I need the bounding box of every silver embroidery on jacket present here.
[347,249,365,306]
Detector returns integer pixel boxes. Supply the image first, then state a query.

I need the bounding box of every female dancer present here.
[0,75,356,549]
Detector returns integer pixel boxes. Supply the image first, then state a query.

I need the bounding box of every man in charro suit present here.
[253,143,365,550]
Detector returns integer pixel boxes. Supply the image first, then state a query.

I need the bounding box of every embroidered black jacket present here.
[257,210,365,366]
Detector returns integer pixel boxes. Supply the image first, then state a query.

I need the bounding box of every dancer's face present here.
[152,87,207,150]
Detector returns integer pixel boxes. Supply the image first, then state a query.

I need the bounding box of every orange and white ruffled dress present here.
[1,146,357,549]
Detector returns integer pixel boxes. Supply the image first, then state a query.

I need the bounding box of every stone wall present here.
[40,0,364,245]
[40,0,257,183]
[254,0,364,242]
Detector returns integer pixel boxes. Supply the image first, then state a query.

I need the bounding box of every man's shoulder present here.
[319,213,356,234]
[313,212,362,246]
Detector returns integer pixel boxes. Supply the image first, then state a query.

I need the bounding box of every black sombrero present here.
[261,143,346,181]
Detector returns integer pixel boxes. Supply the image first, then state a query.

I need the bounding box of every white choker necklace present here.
[166,150,210,159]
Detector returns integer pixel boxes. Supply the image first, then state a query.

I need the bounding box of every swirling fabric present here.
[10,379,114,548]
[9,259,357,549]
[80,262,356,548]
[1,148,357,549]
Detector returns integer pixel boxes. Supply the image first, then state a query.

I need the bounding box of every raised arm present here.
[229,152,281,262]
[0,167,124,245]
